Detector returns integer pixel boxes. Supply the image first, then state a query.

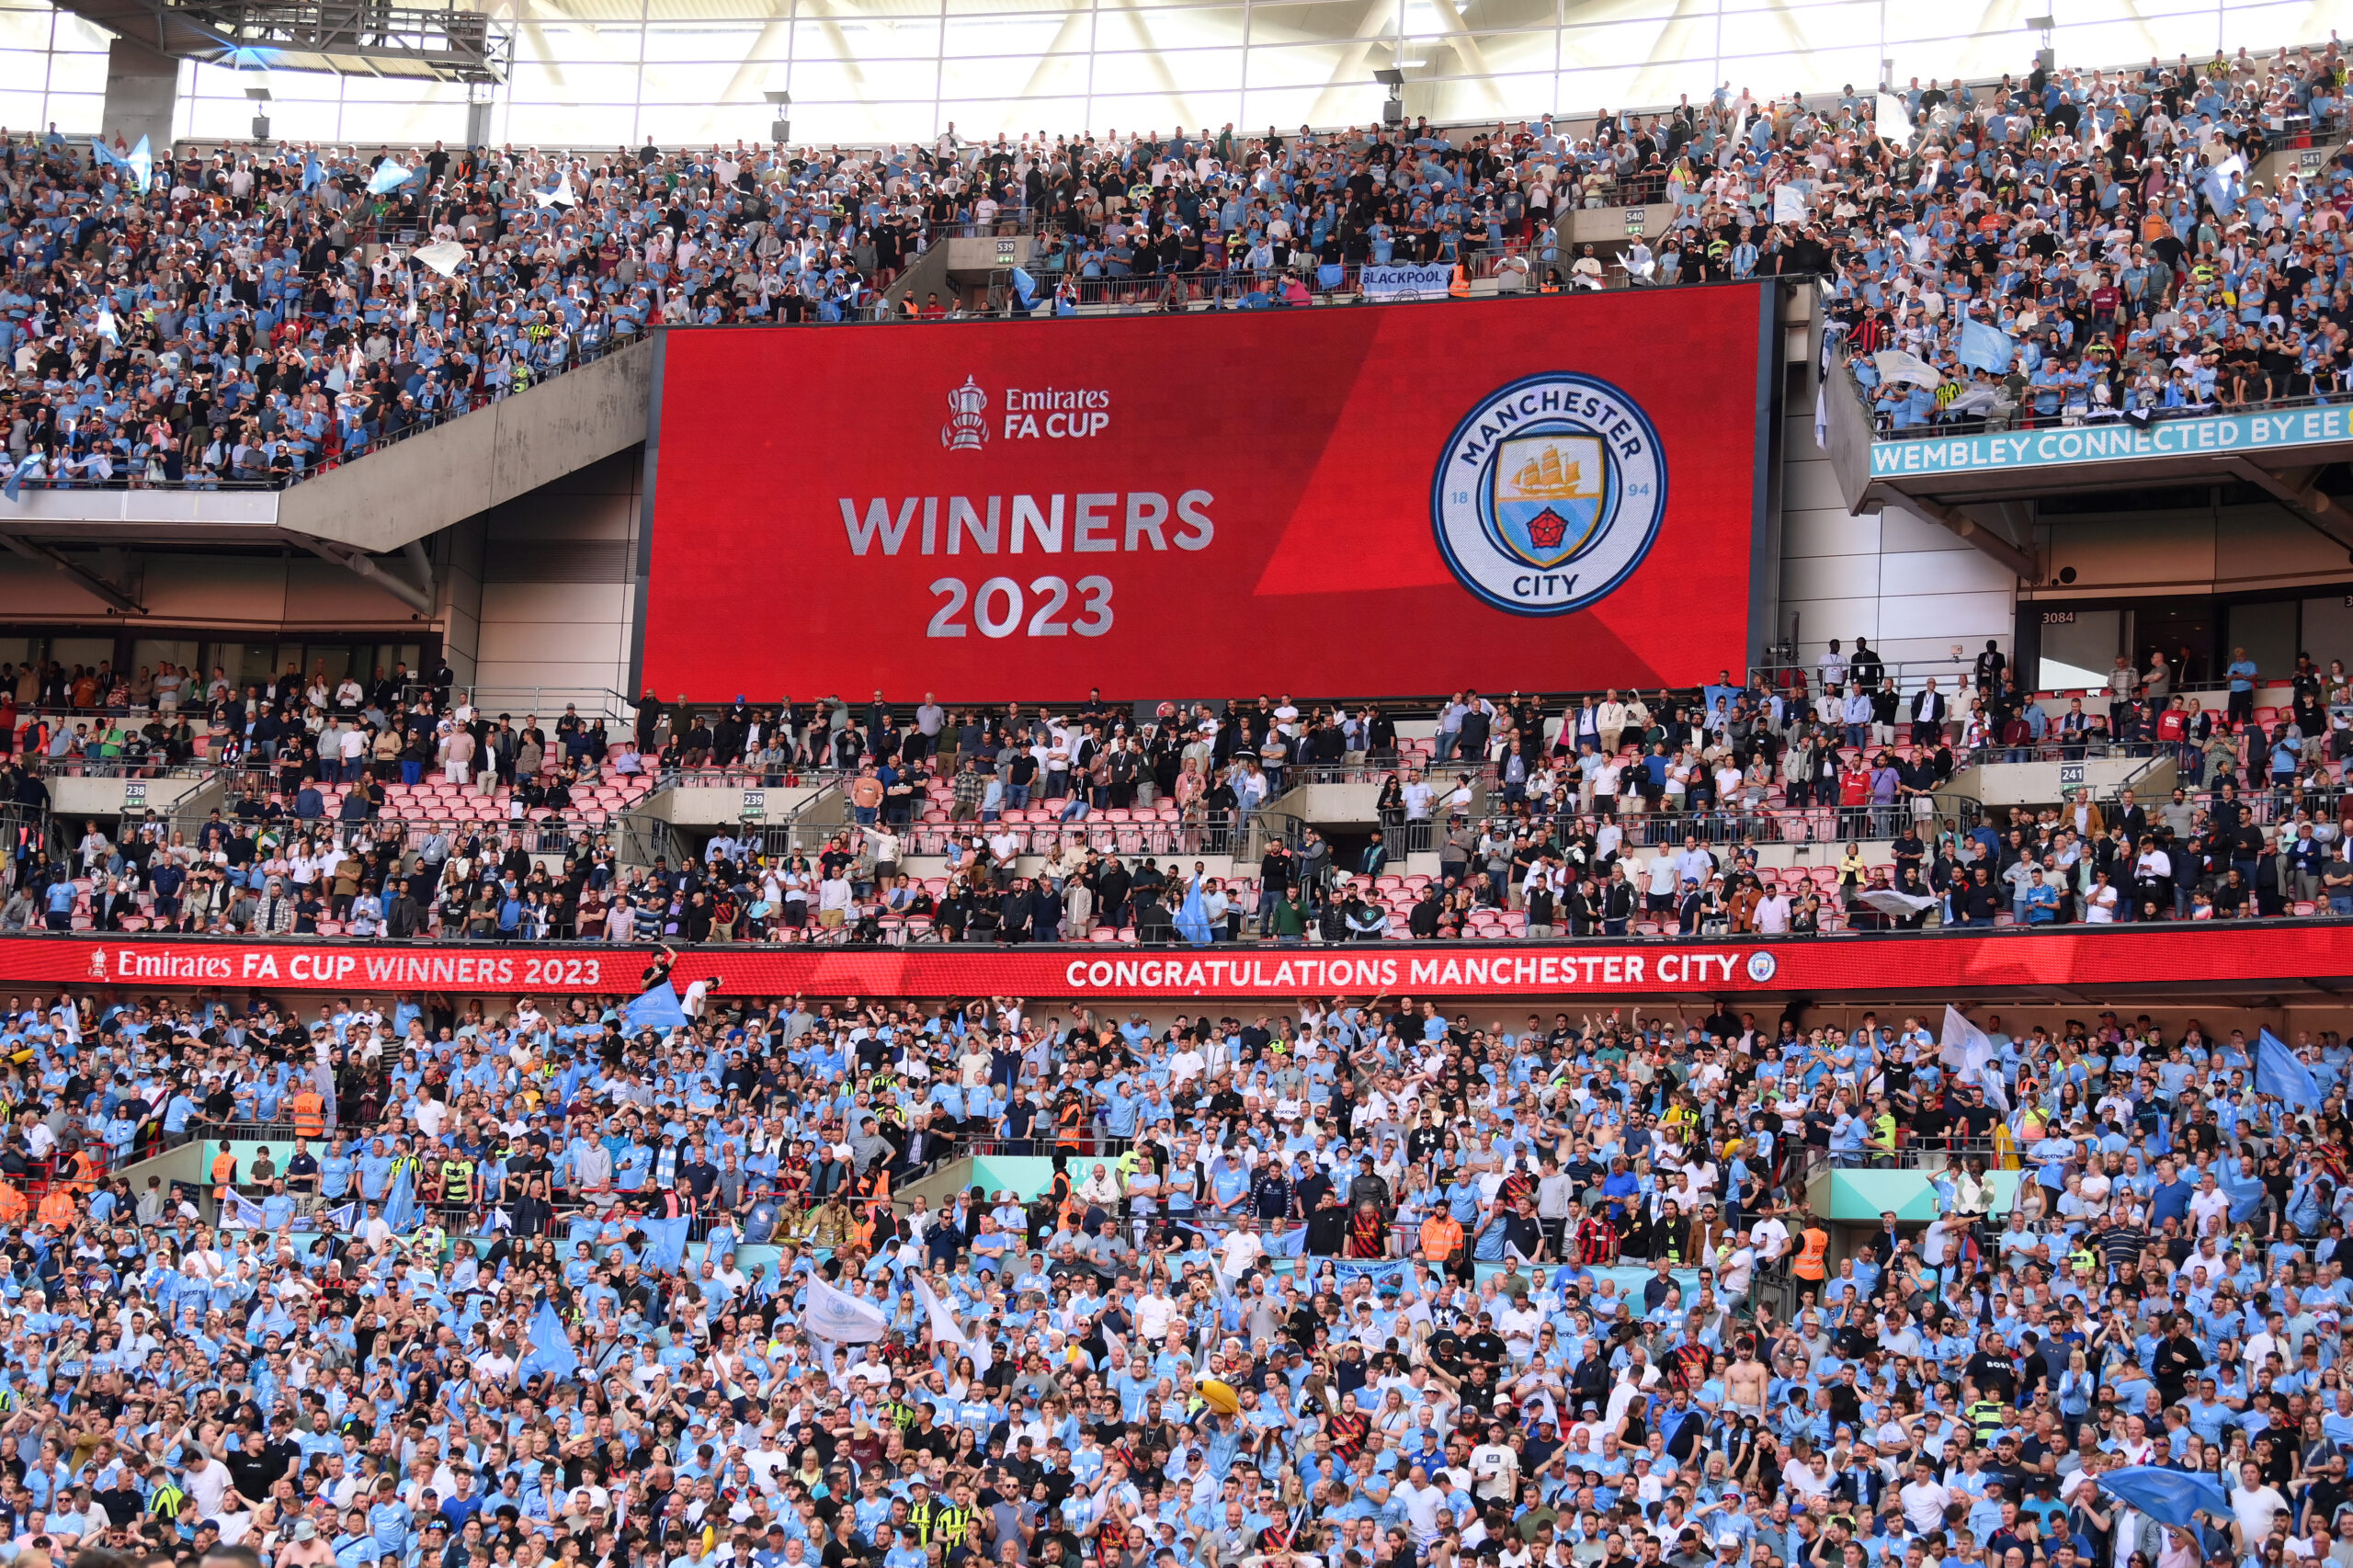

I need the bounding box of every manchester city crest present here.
[1430,373,1667,616]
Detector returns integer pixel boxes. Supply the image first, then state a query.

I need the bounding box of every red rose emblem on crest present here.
[1527,507,1570,551]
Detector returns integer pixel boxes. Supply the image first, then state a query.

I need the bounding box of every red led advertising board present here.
[636,286,1773,703]
[5,924,2348,999]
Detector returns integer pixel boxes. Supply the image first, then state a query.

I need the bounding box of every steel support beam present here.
[300,538,436,616]
[2222,459,2353,552]
[1904,495,2038,581]
[401,539,436,607]
[0,534,143,612]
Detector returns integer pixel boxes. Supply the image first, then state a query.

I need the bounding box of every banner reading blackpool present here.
[638,285,1774,701]
[1358,263,1454,300]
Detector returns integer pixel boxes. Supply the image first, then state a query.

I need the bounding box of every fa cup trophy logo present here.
[942,377,989,451]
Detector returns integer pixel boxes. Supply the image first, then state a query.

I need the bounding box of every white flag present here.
[801,1275,889,1344]
[534,172,577,210]
[1813,383,1828,450]
[1939,1005,1996,1074]
[413,241,468,278]
[224,1191,265,1228]
[1858,888,1938,920]
[1872,349,1942,390]
[912,1274,968,1348]
[1875,92,1912,141]
[1770,184,1809,225]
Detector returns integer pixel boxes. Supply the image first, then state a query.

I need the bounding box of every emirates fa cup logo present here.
[942,376,988,451]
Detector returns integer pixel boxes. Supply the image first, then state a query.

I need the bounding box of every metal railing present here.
[1838,316,2353,443]
[654,763,828,792]
[405,686,642,723]
[983,246,1664,316]
[185,811,612,857]
[742,806,1306,866]
[1810,1136,2006,1172]
[6,902,2352,952]
[21,756,223,782]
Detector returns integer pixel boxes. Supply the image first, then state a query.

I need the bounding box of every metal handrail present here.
[741,806,1303,866]
[20,758,224,781]
[6,906,2351,950]
[405,685,641,722]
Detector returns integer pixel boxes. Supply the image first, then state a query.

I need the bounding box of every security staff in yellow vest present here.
[440,1154,475,1209]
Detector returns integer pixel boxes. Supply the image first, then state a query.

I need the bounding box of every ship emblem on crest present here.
[942,377,989,451]
[1429,372,1668,618]
[1492,435,1605,567]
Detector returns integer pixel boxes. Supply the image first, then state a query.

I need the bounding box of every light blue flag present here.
[1173,878,1212,947]
[302,153,324,191]
[518,1300,581,1383]
[624,983,689,1033]
[3,454,35,504]
[642,1215,691,1272]
[2257,1029,2323,1114]
[1316,262,1344,290]
[125,135,151,194]
[382,1162,419,1232]
[2217,1154,2267,1224]
[1958,317,2016,376]
[368,160,415,195]
[320,1199,358,1232]
[2097,1465,2232,1528]
[1265,1226,1307,1257]
[1010,267,1036,305]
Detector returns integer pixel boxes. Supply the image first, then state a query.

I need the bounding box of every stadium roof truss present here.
[63,0,509,81]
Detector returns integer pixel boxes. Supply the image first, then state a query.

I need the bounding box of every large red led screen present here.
[637,285,1773,702]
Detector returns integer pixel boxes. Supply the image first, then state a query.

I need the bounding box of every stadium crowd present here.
[0,644,2347,940]
[0,975,2343,1568]
[0,34,2333,485]
[1830,47,2353,426]
[3,642,2353,940]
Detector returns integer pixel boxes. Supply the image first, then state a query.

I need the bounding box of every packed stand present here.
[0,128,963,491]
[0,655,652,937]
[2,981,2350,1568]
[0,38,2339,489]
[9,647,2353,939]
[0,675,1949,942]
[1823,48,2353,427]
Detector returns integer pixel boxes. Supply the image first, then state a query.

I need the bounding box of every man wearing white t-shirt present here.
[1469,1437,1519,1505]
[1394,1467,1446,1545]
[2188,1173,2231,1239]
[2232,1460,2291,1550]
[1134,1286,1179,1343]
[1401,775,1435,822]
[1897,1458,1950,1533]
